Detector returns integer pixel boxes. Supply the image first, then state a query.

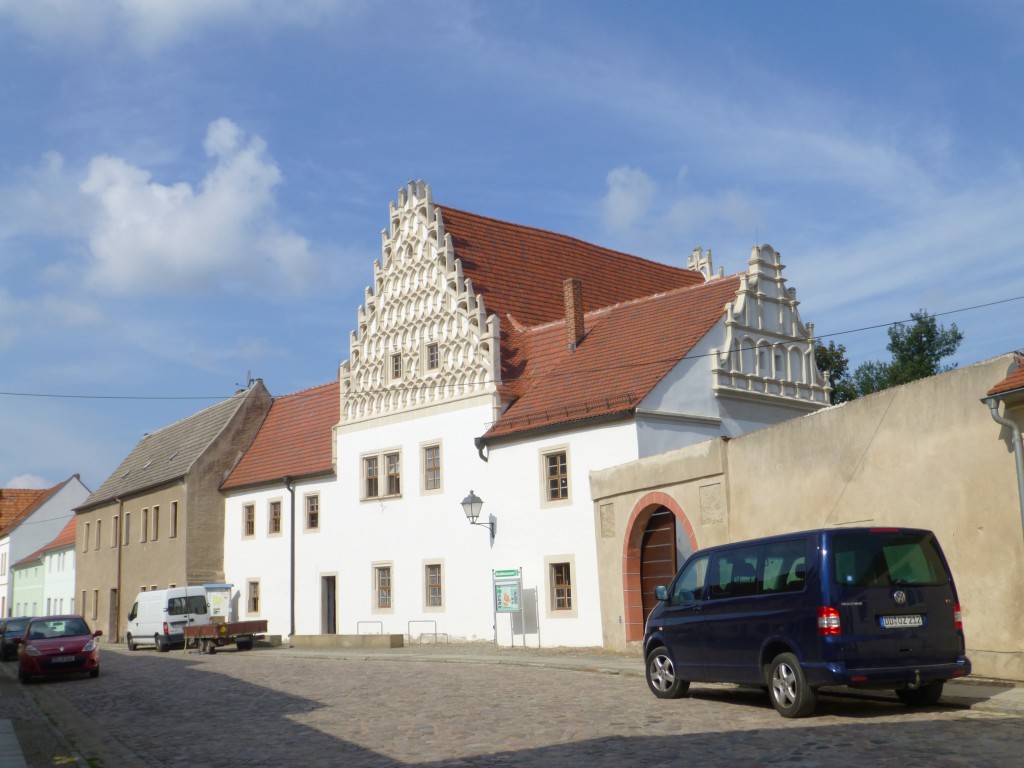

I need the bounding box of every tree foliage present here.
[815,310,963,404]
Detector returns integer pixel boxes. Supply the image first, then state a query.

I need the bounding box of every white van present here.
[126,586,210,652]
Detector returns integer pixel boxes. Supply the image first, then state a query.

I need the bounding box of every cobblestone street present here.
[5,647,1024,767]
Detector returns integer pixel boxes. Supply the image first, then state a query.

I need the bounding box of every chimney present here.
[564,278,585,351]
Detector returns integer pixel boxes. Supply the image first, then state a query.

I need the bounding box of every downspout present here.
[984,397,1024,545]
[285,476,295,643]
[115,497,123,642]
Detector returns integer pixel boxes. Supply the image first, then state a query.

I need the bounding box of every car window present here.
[761,538,807,593]
[670,555,709,604]
[709,545,761,599]
[833,531,950,587]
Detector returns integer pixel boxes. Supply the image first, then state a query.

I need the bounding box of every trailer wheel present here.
[236,638,253,651]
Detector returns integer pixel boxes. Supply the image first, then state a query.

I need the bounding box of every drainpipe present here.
[984,397,1024,545]
[285,476,295,643]
[115,497,123,642]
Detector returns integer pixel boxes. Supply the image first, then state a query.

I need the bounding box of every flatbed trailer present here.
[184,620,267,654]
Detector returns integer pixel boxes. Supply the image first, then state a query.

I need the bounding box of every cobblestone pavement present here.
[7,646,1024,767]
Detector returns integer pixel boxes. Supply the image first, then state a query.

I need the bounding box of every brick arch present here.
[621,492,698,642]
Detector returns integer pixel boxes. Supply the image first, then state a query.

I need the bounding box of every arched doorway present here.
[622,492,698,642]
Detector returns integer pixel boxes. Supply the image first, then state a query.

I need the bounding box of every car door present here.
[650,554,710,681]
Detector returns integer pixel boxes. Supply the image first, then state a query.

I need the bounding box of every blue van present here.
[643,527,971,717]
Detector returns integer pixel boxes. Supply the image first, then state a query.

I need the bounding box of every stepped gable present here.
[222,381,339,490]
[482,276,742,441]
[438,206,704,330]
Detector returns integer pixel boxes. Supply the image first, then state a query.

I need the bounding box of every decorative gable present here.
[340,181,501,424]
[712,245,830,406]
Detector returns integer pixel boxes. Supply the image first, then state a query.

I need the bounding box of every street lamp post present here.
[461,490,495,538]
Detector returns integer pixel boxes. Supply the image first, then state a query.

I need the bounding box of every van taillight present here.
[953,603,962,631]
[817,606,842,635]
[162,622,169,636]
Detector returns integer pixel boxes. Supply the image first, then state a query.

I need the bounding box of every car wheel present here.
[89,668,100,679]
[769,652,817,718]
[155,634,169,653]
[126,634,136,652]
[645,645,690,699]
[896,681,943,707]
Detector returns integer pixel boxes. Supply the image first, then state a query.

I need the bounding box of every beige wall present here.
[592,354,1024,680]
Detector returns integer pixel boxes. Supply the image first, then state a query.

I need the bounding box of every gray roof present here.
[81,386,263,509]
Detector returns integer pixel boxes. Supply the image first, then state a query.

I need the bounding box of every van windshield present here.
[832,531,950,587]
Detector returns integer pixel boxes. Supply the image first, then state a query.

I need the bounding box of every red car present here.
[17,615,102,683]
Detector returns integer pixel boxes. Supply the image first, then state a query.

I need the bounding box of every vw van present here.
[643,527,971,717]
[126,586,209,651]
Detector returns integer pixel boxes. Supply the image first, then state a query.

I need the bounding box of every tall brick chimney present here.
[564,277,585,351]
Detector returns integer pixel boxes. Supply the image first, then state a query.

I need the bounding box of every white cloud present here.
[0,0,346,54]
[79,118,315,296]
[5,473,51,489]
[601,166,658,233]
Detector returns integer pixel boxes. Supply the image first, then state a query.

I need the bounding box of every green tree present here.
[816,310,964,402]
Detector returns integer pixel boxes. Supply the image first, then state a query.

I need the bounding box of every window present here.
[269,500,282,535]
[95,520,101,551]
[425,342,440,371]
[152,505,160,541]
[551,563,572,610]
[391,353,402,379]
[306,495,320,531]
[247,580,260,615]
[425,563,443,608]
[91,589,99,620]
[141,508,149,542]
[83,523,90,553]
[375,565,393,610]
[123,512,131,546]
[364,456,379,498]
[423,445,441,492]
[385,452,401,496]
[243,504,256,537]
[544,449,569,502]
[111,515,119,547]
[170,501,178,538]
[81,591,86,617]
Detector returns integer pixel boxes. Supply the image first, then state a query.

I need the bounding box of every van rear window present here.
[832,531,949,587]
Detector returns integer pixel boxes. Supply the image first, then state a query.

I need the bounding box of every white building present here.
[222,181,829,647]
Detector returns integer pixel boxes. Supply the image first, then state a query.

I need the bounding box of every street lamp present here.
[461,490,495,537]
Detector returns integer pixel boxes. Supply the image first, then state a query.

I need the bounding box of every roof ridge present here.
[275,380,338,400]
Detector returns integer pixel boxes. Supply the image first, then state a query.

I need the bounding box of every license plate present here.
[51,655,75,663]
[880,614,923,629]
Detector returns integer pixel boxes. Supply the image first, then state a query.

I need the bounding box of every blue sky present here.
[2,1,1022,492]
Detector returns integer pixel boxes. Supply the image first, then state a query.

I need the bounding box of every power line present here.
[1,294,1021,402]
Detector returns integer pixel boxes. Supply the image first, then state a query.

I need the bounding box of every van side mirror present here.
[654,585,669,601]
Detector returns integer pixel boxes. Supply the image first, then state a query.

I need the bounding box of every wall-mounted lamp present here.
[461,490,495,538]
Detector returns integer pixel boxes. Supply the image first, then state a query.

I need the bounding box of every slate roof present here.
[481,276,742,442]
[987,355,1024,398]
[0,477,74,536]
[221,381,339,491]
[81,385,268,509]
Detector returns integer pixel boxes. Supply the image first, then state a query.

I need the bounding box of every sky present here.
[1,0,1022,493]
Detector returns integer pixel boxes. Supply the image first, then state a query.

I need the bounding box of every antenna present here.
[236,370,255,389]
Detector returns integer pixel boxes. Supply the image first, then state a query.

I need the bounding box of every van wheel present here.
[896,681,943,707]
[155,635,169,653]
[645,645,690,699]
[126,634,136,651]
[769,653,817,717]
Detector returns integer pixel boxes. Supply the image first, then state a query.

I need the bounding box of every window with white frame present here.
[390,352,403,380]
[306,495,320,531]
[373,564,393,612]
[362,451,402,499]
[243,504,255,537]
[423,444,441,492]
[269,500,282,535]
[425,342,440,371]
[542,448,570,503]
[424,562,443,610]
[247,580,260,615]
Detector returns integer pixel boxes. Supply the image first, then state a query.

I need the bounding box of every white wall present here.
[43,547,76,615]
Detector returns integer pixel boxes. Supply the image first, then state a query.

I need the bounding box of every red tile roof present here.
[987,355,1024,397]
[439,206,704,330]
[221,381,339,490]
[0,480,66,536]
[42,516,77,552]
[482,276,742,442]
